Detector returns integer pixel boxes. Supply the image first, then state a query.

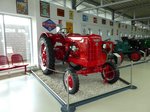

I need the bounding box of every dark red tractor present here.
[39,28,120,94]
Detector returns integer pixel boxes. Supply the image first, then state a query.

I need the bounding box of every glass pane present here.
[4,15,32,65]
[0,15,5,55]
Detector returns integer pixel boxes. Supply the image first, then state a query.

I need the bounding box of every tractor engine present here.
[65,34,107,68]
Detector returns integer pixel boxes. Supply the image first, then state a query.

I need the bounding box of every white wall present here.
[0,0,149,66]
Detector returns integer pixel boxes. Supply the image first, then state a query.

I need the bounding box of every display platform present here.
[31,61,138,112]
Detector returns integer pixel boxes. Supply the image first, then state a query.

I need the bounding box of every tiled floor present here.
[0,60,149,112]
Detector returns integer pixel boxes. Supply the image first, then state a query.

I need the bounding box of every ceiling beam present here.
[77,0,133,12]
[132,17,150,21]
[85,0,100,6]
[117,16,150,22]
[115,3,150,11]
[75,0,85,8]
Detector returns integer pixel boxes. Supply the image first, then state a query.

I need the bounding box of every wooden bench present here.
[0,54,28,74]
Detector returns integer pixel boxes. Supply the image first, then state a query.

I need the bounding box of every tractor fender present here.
[40,32,56,45]
[40,32,54,39]
[112,53,122,66]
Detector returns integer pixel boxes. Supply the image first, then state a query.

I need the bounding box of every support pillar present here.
[72,0,76,10]
[112,10,115,21]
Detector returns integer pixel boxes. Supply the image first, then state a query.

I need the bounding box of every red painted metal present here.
[68,75,74,89]
[130,52,141,61]
[102,40,115,53]
[55,46,65,60]
[40,32,114,75]
[103,64,115,81]
[118,52,124,63]
[67,34,107,69]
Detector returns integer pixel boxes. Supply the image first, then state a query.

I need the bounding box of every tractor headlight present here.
[103,44,106,49]
[70,45,78,52]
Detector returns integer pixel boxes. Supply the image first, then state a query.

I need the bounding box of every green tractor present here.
[128,37,150,56]
[114,37,141,62]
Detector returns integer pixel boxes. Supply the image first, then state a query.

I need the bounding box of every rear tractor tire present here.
[128,51,141,62]
[39,35,55,75]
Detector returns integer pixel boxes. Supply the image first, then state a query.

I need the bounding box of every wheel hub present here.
[131,52,139,61]
[103,65,115,80]
[65,74,74,90]
[68,75,73,89]
[41,44,47,66]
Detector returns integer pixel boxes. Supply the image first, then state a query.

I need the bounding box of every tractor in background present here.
[128,37,150,56]
[39,28,120,94]
[114,37,141,62]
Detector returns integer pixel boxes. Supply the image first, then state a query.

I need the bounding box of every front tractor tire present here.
[39,35,55,75]
[102,62,119,84]
[63,68,79,94]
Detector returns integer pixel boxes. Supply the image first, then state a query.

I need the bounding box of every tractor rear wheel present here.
[39,35,55,75]
[63,68,79,94]
[128,51,141,62]
[102,62,119,84]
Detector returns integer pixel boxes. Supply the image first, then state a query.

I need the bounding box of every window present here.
[0,14,33,65]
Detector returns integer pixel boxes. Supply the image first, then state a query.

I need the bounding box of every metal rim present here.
[64,71,74,91]
[40,42,47,71]
[131,52,140,61]
[103,64,115,81]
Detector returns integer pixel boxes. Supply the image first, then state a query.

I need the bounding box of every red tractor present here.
[39,28,120,94]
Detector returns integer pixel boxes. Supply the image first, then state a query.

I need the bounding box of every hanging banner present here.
[93,17,97,23]
[102,19,106,24]
[40,1,50,18]
[57,8,65,17]
[69,10,74,20]
[66,22,73,33]
[82,15,88,22]
[42,19,56,32]
[16,0,28,15]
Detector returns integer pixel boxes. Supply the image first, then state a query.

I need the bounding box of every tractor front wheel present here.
[63,68,79,94]
[102,62,119,84]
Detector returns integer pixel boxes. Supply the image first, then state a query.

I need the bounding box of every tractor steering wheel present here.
[57,28,69,37]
